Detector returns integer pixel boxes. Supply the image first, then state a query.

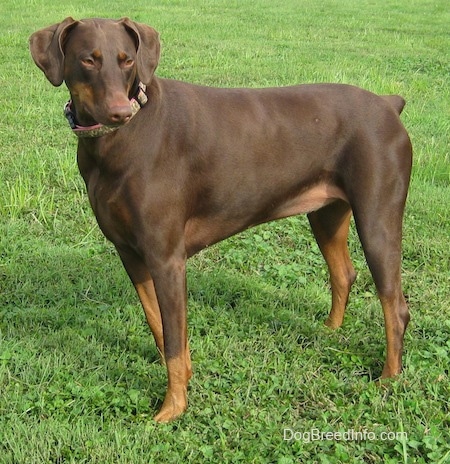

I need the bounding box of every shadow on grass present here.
[1,230,401,386]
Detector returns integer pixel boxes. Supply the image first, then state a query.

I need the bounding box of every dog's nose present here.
[108,105,133,125]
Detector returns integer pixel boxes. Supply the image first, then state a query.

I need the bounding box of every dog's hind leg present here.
[308,200,356,329]
[348,136,412,377]
[352,198,410,377]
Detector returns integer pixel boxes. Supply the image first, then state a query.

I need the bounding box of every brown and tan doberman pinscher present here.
[29,17,412,422]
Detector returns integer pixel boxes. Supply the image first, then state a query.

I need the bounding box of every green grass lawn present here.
[1,0,449,462]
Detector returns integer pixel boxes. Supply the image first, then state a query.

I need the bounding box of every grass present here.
[0,0,449,462]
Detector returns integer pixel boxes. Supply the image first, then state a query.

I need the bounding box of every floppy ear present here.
[120,18,160,85]
[29,17,79,86]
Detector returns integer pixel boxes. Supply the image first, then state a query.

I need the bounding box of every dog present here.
[29,17,412,422]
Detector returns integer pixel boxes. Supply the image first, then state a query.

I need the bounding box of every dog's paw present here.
[153,392,187,423]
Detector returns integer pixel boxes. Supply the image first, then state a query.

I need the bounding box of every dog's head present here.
[29,18,160,126]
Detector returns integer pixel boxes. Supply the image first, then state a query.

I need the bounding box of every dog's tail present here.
[382,95,406,115]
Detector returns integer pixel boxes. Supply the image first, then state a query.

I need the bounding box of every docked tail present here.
[382,95,406,115]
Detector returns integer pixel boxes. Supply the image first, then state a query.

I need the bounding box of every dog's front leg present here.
[116,247,165,361]
[151,254,192,423]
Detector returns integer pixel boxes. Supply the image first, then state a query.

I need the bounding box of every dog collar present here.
[64,82,148,138]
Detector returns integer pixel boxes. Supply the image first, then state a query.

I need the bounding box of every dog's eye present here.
[124,58,134,68]
[81,58,95,67]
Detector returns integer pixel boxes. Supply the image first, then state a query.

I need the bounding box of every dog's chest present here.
[84,166,138,246]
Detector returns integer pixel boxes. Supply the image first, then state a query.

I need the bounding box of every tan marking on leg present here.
[380,293,409,378]
[308,202,355,329]
[135,280,165,362]
[154,353,191,422]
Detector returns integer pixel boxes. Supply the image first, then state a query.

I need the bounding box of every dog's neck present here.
[64,81,148,138]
